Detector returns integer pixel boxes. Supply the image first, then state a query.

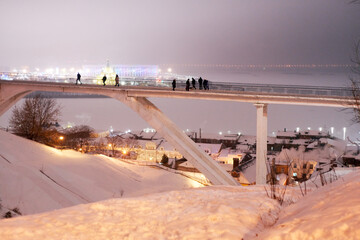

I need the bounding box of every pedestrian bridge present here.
[0,79,354,186]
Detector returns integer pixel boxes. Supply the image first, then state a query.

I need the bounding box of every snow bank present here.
[260,168,360,240]
[0,186,281,240]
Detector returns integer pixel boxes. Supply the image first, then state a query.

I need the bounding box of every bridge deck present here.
[0,80,354,107]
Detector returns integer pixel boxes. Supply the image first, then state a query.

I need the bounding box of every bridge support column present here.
[255,103,268,185]
[113,95,239,186]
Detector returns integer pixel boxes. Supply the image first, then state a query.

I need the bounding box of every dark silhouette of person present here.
[198,77,203,90]
[191,78,196,89]
[115,74,120,87]
[186,79,190,91]
[203,79,209,90]
[172,79,176,91]
[76,72,82,85]
[102,75,107,86]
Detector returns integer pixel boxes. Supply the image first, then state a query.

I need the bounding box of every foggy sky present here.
[0,0,359,68]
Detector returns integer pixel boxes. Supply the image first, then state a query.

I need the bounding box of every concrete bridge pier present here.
[255,103,268,185]
[113,94,239,186]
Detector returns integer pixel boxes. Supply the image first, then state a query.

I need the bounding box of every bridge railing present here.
[0,74,353,98]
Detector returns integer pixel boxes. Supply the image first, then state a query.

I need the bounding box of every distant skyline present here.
[1,0,360,69]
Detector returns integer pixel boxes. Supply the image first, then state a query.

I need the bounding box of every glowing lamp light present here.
[122,150,127,154]
[108,144,112,147]
[167,68,172,73]
[59,136,64,140]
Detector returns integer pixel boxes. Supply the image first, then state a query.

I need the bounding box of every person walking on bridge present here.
[198,77,203,90]
[102,75,107,86]
[76,72,82,85]
[203,79,209,90]
[172,79,176,91]
[115,74,120,87]
[186,79,190,91]
[191,78,196,89]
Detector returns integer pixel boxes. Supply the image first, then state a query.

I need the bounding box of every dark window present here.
[293,163,297,168]
[310,164,313,169]
[281,168,284,173]
[303,164,307,169]
[302,173,307,179]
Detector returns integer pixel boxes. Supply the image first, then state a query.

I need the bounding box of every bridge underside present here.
[0,84,239,185]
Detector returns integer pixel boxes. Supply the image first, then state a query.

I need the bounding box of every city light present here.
[167,68,172,73]
[331,127,334,135]
[219,131,222,135]
[319,127,322,132]
[296,127,300,132]
[343,127,347,140]
[59,136,64,140]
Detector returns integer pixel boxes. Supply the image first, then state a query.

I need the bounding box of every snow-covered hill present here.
[0,130,202,216]
[1,130,359,239]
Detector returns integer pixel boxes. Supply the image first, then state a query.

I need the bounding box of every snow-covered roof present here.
[218,148,243,158]
[276,131,297,138]
[299,130,329,137]
[197,143,223,154]
[238,135,256,145]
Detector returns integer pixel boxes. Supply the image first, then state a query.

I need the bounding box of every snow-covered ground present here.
[0,170,359,239]
[1,130,360,239]
[0,130,203,216]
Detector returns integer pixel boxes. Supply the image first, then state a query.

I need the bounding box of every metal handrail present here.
[0,74,353,97]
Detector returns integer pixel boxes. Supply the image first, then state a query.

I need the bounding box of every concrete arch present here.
[0,81,239,186]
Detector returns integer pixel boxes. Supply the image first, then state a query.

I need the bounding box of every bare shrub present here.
[10,94,61,142]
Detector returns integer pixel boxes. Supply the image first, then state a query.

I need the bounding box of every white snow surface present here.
[0,130,202,215]
[1,170,360,240]
[1,130,360,239]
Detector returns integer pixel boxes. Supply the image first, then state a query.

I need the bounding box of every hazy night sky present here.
[0,0,359,68]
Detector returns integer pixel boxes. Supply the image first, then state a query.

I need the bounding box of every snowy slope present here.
[1,170,359,239]
[259,169,360,240]
[0,130,202,215]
